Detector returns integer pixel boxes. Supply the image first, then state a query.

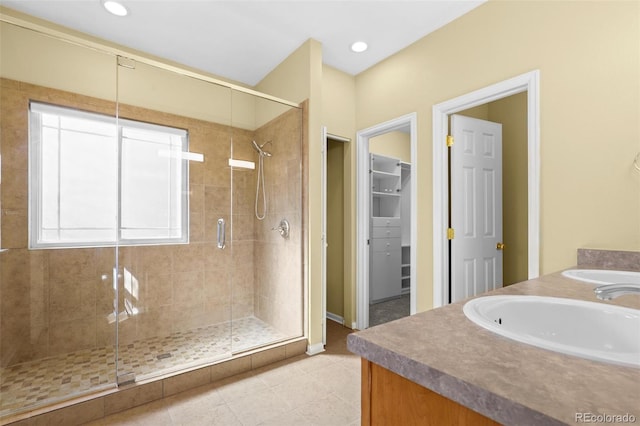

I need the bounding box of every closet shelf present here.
[371,170,400,178]
[372,191,400,197]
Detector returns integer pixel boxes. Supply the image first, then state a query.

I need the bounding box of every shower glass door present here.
[115,60,233,383]
[0,22,119,419]
[229,90,304,353]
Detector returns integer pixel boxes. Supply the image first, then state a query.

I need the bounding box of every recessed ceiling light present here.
[103,0,128,17]
[350,41,368,53]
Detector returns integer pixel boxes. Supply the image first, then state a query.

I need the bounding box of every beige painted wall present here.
[354,0,640,313]
[488,93,528,286]
[369,131,411,163]
[326,140,345,318]
[321,65,356,327]
[256,39,325,347]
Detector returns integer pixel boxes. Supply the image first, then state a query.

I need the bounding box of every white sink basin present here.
[562,269,640,285]
[463,295,640,368]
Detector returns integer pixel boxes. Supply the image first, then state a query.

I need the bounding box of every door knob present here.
[496,242,505,250]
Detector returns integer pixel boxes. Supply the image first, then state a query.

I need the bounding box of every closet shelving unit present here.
[370,154,402,303]
[400,162,411,295]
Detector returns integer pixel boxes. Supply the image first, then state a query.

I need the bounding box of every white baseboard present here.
[351,321,357,330]
[326,312,344,325]
[306,342,325,356]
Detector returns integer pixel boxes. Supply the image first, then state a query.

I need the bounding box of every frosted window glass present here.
[29,102,188,248]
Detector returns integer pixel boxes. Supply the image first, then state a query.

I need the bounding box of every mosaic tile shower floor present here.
[0,317,287,418]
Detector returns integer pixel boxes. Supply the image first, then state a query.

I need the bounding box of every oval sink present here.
[562,269,640,285]
[463,295,640,368]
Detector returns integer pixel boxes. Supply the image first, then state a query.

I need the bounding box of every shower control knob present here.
[271,218,290,239]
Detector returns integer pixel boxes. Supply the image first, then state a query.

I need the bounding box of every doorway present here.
[356,113,417,330]
[433,70,541,307]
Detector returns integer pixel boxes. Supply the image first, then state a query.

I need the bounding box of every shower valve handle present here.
[271,218,290,239]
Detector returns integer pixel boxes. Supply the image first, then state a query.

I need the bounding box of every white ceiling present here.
[2,0,485,86]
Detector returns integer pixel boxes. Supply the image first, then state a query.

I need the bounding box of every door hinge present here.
[447,228,455,240]
[446,135,454,147]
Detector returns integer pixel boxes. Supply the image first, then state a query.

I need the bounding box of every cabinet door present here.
[372,226,401,239]
[371,249,401,302]
[372,237,401,253]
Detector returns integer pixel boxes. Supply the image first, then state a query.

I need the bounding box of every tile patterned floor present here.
[84,321,360,426]
[0,317,287,418]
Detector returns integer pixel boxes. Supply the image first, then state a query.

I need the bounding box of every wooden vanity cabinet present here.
[360,359,500,425]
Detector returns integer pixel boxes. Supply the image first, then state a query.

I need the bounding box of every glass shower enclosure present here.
[0,20,303,419]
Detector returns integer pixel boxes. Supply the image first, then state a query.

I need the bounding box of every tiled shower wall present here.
[0,78,302,368]
[253,109,303,337]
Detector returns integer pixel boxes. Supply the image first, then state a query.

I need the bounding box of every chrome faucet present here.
[594,283,640,300]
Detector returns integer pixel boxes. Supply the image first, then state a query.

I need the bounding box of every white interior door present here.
[450,115,503,303]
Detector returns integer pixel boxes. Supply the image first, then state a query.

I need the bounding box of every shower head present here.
[251,140,272,157]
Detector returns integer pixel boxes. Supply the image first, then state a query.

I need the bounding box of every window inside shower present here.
[28,101,189,248]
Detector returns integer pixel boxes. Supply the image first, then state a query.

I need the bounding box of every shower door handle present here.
[217,218,226,249]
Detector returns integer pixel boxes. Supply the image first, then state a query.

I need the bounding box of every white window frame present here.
[28,101,190,249]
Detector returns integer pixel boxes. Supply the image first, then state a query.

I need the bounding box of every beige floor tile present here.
[309,363,360,406]
[294,394,360,426]
[336,353,361,372]
[256,410,309,426]
[293,352,339,374]
[90,400,173,426]
[226,388,292,426]
[270,373,331,410]
[251,358,306,388]
[164,384,225,417]
[169,402,241,426]
[212,372,268,404]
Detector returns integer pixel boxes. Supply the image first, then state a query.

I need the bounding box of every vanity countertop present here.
[347,270,640,425]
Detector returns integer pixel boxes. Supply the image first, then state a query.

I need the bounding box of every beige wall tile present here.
[31,398,105,425]
[137,306,173,339]
[140,245,172,275]
[1,167,28,210]
[204,186,231,216]
[204,298,231,325]
[162,368,211,397]
[48,249,98,282]
[172,243,203,273]
[203,242,231,271]
[189,183,205,214]
[189,211,205,243]
[1,209,27,248]
[284,339,308,358]
[171,302,205,332]
[141,273,173,308]
[204,155,231,188]
[173,270,204,305]
[104,381,163,415]
[251,346,286,370]
[210,355,251,382]
[49,317,97,355]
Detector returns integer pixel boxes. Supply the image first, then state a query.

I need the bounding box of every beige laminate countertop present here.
[347,270,640,425]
